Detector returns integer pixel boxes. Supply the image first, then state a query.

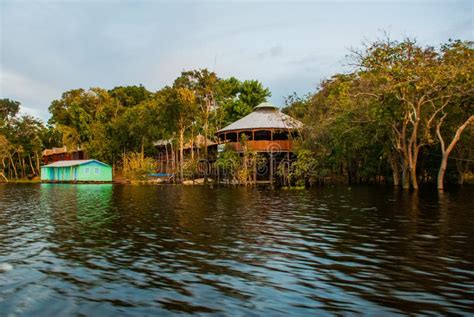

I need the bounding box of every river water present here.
[0,184,473,316]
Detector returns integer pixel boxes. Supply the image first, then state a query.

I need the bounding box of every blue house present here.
[41,160,113,183]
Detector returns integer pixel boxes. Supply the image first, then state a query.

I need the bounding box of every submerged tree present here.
[287,38,473,188]
[432,41,474,190]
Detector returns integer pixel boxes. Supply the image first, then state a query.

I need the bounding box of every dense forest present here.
[0,99,60,181]
[1,71,271,182]
[1,38,472,189]
[284,38,473,190]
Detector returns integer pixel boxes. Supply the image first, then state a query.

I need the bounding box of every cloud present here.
[0,70,59,121]
[1,0,472,121]
[257,45,284,60]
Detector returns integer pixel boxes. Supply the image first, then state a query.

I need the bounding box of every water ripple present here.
[0,184,473,316]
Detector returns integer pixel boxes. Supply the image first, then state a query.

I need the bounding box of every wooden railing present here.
[226,140,293,152]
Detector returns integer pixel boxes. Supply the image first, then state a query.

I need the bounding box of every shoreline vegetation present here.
[1,37,473,190]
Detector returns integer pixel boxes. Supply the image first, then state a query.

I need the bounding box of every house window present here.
[226,132,237,142]
[254,130,272,141]
[273,130,289,140]
[84,167,90,174]
[95,168,100,174]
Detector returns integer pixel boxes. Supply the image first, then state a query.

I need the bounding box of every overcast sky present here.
[1,0,472,121]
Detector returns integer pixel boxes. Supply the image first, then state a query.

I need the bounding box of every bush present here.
[122,152,157,181]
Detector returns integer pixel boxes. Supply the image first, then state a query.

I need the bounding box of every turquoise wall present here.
[76,161,112,182]
[41,161,112,182]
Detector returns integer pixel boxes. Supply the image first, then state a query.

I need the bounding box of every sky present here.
[0,0,472,121]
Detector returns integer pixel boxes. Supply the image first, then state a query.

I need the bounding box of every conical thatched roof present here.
[217,102,303,133]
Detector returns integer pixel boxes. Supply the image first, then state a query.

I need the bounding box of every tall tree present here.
[433,41,474,190]
[158,86,198,182]
[174,69,219,174]
[216,78,271,128]
[0,99,20,123]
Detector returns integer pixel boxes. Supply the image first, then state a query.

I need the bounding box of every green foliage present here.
[0,99,20,123]
[215,138,267,185]
[289,38,474,187]
[182,157,200,179]
[108,85,152,108]
[45,68,270,182]
[48,86,162,165]
[122,152,157,181]
[9,38,470,188]
[282,92,311,120]
[215,145,241,181]
[288,150,319,186]
[0,99,59,180]
[216,78,271,128]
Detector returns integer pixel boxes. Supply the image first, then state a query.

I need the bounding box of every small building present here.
[41,160,112,183]
[43,146,86,165]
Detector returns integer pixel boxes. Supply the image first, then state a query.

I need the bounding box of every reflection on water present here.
[0,184,473,316]
[40,184,114,228]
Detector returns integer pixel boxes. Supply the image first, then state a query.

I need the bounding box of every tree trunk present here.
[179,127,184,183]
[402,161,410,189]
[458,172,464,185]
[436,115,473,191]
[190,131,194,160]
[36,152,41,175]
[28,154,36,176]
[410,163,419,190]
[389,152,400,186]
[170,141,175,173]
[455,157,466,185]
[164,143,169,174]
[10,155,18,179]
[19,153,26,178]
[407,127,419,190]
[437,154,448,191]
[203,99,210,184]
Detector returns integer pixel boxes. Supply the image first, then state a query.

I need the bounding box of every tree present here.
[108,85,152,108]
[216,78,271,128]
[0,99,20,123]
[48,86,157,166]
[0,99,52,180]
[282,92,311,121]
[288,37,473,188]
[351,38,474,189]
[158,86,198,182]
[174,69,219,180]
[432,41,474,190]
[9,115,46,176]
[0,135,12,181]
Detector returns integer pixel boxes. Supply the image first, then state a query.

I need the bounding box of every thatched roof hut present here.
[216,102,302,152]
[218,102,302,133]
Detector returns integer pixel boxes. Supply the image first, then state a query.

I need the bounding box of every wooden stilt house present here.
[216,102,303,182]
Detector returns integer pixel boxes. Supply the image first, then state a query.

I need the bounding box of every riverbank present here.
[0,177,41,184]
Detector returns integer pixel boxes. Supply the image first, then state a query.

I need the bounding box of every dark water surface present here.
[0,184,473,316]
